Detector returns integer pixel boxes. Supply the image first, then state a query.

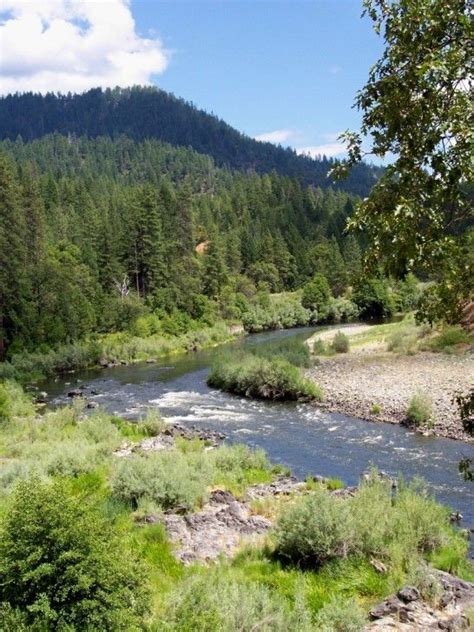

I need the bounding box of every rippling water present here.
[44,327,474,546]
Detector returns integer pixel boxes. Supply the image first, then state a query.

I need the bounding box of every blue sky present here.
[132,0,383,156]
[0,0,383,157]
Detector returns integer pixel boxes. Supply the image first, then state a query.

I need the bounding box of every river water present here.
[44,327,474,541]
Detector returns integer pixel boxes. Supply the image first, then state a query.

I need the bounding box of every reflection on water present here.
[44,327,474,547]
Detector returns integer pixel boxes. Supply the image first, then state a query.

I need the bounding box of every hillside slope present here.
[0,86,380,196]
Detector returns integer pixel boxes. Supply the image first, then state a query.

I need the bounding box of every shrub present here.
[0,381,35,422]
[136,408,166,436]
[391,480,450,554]
[110,450,212,511]
[371,403,382,415]
[393,273,420,313]
[242,302,312,333]
[427,325,471,352]
[349,475,393,557]
[129,313,162,338]
[353,277,394,320]
[274,472,458,571]
[210,444,272,494]
[0,384,11,424]
[387,329,419,354]
[332,331,350,353]
[311,338,327,355]
[326,297,359,323]
[274,490,351,566]
[41,440,108,478]
[302,273,332,314]
[406,392,433,426]
[314,596,367,632]
[0,477,149,630]
[208,353,323,401]
[406,563,442,603]
[159,573,312,632]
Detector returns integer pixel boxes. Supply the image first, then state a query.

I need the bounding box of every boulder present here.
[397,586,421,603]
[67,389,84,398]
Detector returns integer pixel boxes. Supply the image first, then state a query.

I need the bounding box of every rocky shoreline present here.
[305,349,473,442]
[114,425,474,630]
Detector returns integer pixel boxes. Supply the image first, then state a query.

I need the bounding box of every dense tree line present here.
[0,87,382,197]
[0,134,364,357]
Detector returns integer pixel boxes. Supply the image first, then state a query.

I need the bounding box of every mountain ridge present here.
[0,86,380,197]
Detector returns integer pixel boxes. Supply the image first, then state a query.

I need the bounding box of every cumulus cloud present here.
[296,142,346,159]
[254,129,295,144]
[0,0,170,94]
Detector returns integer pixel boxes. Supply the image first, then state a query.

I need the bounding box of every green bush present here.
[387,329,419,354]
[0,477,149,630]
[0,384,11,424]
[208,352,323,402]
[353,277,395,320]
[406,392,433,426]
[136,408,166,436]
[210,444,272,494]
[1,409,122,484]
[393,273,420,313]
[327,297,359,323]
[110,450,212,511]
[0,381,35,422]
[331,331,350,353]
[274,473,458,570]
[391,480,450,554]
[314,596,367,632]
[427,326,471,351]
[274,490,351,566]
[301,273,332,314]
[158,572,312,632]
[242,302,312,333]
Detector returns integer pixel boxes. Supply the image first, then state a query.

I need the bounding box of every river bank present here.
[306,323,474,442]
[0,321,243,383]
[1,379,472,630]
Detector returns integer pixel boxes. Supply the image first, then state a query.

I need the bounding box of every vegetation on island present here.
[208,352,322,402]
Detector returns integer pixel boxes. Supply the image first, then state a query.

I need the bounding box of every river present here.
[43,327,474,544]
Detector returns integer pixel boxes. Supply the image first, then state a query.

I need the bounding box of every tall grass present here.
[251,338,312,368]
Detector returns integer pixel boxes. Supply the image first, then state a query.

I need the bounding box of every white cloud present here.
[328,64,342,75]
[0,0,170,94]
[296,142,347,158]
[254,129,295,144]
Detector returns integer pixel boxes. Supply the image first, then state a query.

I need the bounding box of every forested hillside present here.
[0,87,381,196]
[0,133,363,358]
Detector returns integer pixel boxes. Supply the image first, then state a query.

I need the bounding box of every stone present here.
[86,401,99,409]
[370,597,402,619]
[245,475,305,500]
[370,558,388,574]
[439,592,454,609]
[67,389,84,398]
[397,586,421,602]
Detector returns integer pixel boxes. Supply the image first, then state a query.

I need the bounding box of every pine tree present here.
[126,186,166,297]
[0,153,32,356]
[342,235,362,285]
[203,236,228,299]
